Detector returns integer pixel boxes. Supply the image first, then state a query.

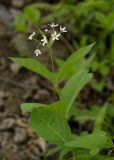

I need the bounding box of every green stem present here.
[72,150,76,160]
[48,47,61,98]
[48,47,56,83]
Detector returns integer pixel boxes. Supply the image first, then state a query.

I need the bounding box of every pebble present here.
[37,137,47,154]
[10,63,21,74]
[10,8,21,19]
[0,118,15,130]
[0,5,12,24]
[11,0,24,8]
[11,34,31,55]
[0,4,12,36]
[14,127,27,143]
[34,89,50,100]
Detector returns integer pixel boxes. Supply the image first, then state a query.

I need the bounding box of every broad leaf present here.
[46,146,61,157]
[55,57,65,67]
[77,154,92,160]
[74,106,101,124]
[65,131,107,150]
[48,101,67,116]
[104,158,114,160]
[57,54,95,80]
[57,43,95,81]
[94,104,108,131]
[59,148,71,160]
[21,103,47,114]
[30,108,72,146]
[76,154,108,160]
[21,101,67,115]
[9,58,53,83]
[60,70,92,118]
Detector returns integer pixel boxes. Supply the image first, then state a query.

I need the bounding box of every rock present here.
[14,127,27,143]
[33,89,50,102]
[10,8,21,19]
[10,63,21,74]
[0,118,15,130]
[37,137,47,154]
[0,5,12,36]
[0,99,4,112]
[11,0,24,8]
[0,5,12,24]
[0,58,7,70]
[11,34,32,55]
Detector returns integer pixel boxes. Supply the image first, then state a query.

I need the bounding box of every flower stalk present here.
[27,23,67,95]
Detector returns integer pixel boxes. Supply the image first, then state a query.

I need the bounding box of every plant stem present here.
[48,47,61,97]
[48,47,56,83]
[72,151,76,160]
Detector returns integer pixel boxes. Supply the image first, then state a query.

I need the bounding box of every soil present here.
[0,0,114,160]
[0,1,58,159]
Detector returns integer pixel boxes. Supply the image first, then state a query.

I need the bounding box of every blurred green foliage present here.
[13,1,114,158]
[14,0,114,92]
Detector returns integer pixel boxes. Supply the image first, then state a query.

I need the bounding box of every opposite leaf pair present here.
[10,42,113,159]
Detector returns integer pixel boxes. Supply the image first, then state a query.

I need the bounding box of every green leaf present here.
[74,106,101,124]
[21,103,47,114]
[21,101,67,116]
[94,104,108,131]
[14,15,27,32]
[104,158,114,160]
[92,155,111,160]
[77,154,92,160]
[75,150,92,160]
[76,153,109,160]
[24,6,40,24]
[48,101,67,116]
[59,148,71,160]
[55,57,65,67]
[9,58,53,83]
[30,108,72,146]
[56,54,94,81]
[60,70,92,118]
[46,146,61,157]
[91,80,105,92]
[57,43,95,81]
[65,131,107,150]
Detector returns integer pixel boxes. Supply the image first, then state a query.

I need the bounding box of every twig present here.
[0,76,38,90]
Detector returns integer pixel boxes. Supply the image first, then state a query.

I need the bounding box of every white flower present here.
[52,31,60,41]
[28,32,35,40]
[41,35,48,46]
[34,49,41,56]
[49,23,59,28]
[60,26,67,32]
[45,29,48,32]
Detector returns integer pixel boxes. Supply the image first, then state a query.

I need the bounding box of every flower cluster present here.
[28,23,67,56]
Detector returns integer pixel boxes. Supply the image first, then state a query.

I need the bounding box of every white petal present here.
[28,36,32,40]
[49,23,59,28]
[28,32,35,40]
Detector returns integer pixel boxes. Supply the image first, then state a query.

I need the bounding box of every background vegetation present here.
[0,0,114,159]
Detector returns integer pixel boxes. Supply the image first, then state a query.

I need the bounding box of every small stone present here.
[10,63,21,74]
[0,118,15,130]
[14,127,27,143]
[12,0,24,8]
[0,90,5,98]
[11,34,31,55]
[0,5,12,24]
[37,137,47,154]
[34,89,50,100]
[0,5,12,36]
[10,8,21,19]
